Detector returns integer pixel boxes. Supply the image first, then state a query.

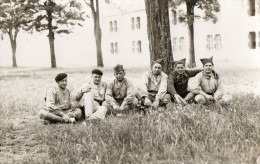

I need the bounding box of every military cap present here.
[152,58,164,66]
[200,56,214,65]
[113,64,124,72]
[173,58,186,67]
[55,73,67,82]
[92,69,103,76]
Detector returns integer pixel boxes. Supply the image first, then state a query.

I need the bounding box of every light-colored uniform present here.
[138,71,169,105]
[76,81,107,120]
[188,71,232,104]
[103,78,138,112]
[39,87,82,122]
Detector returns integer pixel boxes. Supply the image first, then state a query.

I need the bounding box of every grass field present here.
[0,67,260,164]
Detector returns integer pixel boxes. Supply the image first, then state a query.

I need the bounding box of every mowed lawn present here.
[0,67,260,164]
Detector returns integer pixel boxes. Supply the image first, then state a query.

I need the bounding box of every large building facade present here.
[0,0,259,68]
[101,0,260,67]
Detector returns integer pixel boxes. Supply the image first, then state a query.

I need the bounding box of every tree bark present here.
[8,29,18,68]
[47,0,56,68]
[144,0,173,74]
[93,0,104,67]
[186,2,196,68]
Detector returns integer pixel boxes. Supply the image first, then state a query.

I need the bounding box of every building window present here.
[179,37,185,51]
[114,42,118,54]
[172,9,177,25]
[172,37,177,51]
[136,17,140,29]
[132,41,141,53]
[110,42,118,54]
[249,0,255,16]
[131,17,141,30]
[137,41,142,53]
[214,34,222,49]
[110,43,114,54]
[109,21,113,32]
[113,20,117,32]
[249,32,256,49]
[132,41,135,52]
[259,32,260,47]
[206,35,213,50]
[131,18,135,30]
[109,20,117,32]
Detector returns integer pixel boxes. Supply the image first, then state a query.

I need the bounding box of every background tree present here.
[84,0,104,67]
[170,0,220,68]
[0,0,37,68]
[144,0,173,74]
[31,0,84,68]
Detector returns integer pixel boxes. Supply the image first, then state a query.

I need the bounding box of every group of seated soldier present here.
[39,56,232,124]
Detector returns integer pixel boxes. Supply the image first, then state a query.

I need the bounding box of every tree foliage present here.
[0,0,38,67]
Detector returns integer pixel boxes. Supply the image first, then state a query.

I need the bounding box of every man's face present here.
[114,71,125,82]
[57,78,67,90]
[175,64,185,74]
[92,74,102,85]
[203,63,213,74]
[152,63,162,75]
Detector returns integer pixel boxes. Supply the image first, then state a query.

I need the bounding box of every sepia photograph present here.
[0,0,260,163]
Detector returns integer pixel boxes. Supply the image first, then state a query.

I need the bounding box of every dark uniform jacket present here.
[167,69,201,98]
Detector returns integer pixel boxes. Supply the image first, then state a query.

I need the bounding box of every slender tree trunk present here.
[144,0,173,74]
[186,2,196,68]
[8,29,18,68]
[47,0,56,68]
[93,0,104,67]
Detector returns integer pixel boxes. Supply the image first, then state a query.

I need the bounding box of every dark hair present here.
[92,69,103,76]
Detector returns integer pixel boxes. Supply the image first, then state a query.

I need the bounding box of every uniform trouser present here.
[145,92,170,107]
[166,92,195,103]
[83,92,107,120]
[102,97,138,114]
[194,94,232,105]
[39,108,82,123]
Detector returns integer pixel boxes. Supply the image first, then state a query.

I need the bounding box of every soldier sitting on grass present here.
[188,56,232,105]
[76,69,108,121]
[167,58,202,106]
[137,58,170,111]
[103,64,138,116]
[39,73,82,124]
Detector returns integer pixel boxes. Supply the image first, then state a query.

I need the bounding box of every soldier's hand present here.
[144,97,151,106]
[62,114,70,122]
[152,100,159,110]
[174,94,181,104]
[113,105,120,110]
[205,94,214,100]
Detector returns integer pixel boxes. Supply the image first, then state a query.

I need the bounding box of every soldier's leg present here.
[39,109,64,123]
[83,92,96,118]
[184,92,195,102]
[66,108,82,120]
[102,101,114,114]
[163,94,171,105]
[194,94,207,104]
[88,106,108,120]
[219,94,232,104]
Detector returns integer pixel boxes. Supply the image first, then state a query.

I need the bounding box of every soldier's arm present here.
[105,82,117,107]
[155,74,168,102]
[187,69,203,77]
[167,72,177,96]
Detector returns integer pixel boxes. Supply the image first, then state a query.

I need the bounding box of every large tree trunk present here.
[8,29,18,68]
[47,0,56,68]
[144,0,173,74]
[186,2,196,68]
[93,0,104,67]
